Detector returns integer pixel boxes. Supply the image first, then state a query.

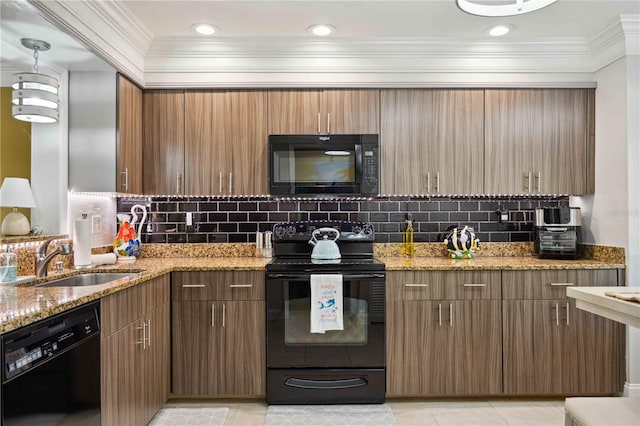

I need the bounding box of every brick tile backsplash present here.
[117,195,569,244]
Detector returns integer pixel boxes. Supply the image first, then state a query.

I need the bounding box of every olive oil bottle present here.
[403,213,415,257]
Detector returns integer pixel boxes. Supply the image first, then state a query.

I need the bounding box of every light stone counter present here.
[380,256,625,271]
[567,286,640,328]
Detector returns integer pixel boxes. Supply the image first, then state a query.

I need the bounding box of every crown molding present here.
[28,0,149,86]
[621,14,640,56]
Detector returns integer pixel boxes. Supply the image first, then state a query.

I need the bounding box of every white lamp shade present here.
[0,177,36,208]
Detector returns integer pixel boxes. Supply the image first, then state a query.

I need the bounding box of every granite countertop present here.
[0,254,624,334]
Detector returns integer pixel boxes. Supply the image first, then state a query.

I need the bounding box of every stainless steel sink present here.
[36,272,140,288]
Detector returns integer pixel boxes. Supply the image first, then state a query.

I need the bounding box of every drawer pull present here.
[229,284,253,288]
[182,284,205,288]
[438,303,442,326]
[463,283,486,287]
[449,303,453,326]
[404,283,428,287]
[549,283,574,287]
[211,304,215,327]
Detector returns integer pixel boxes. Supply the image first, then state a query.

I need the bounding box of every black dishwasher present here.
[1,301,101,425]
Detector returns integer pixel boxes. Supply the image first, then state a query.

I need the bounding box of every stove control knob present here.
[352,225,362,234]
[286,225,296,236]
[274,226,286,238]
[363,224,373,235]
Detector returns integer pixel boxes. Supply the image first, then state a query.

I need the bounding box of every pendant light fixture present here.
[12,38,59,123]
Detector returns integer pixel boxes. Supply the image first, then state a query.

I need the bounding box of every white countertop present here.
[567,286,640,328]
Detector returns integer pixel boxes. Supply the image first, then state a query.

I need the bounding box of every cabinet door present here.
[228,91,269,195]
[185,91,218,194]
[101,321,145,426]
[172,301,220,395]
[451,300,502,395]
[143,90,185,194]
[268,90,321,134]
[503,299,563,394]
[541,89,588,194]
[219,301,266,395]
[145,302,170,423]
[322,89,379,134]
[117,74,143,193]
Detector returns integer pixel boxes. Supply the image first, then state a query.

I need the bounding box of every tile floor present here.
[165,398,567,426]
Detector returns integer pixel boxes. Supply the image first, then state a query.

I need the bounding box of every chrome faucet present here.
[35,238,72,278]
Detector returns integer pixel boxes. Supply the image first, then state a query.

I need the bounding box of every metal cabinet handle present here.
[554,302,559,326]
[211,304,215,327]
[317,112,321,134]
[147,319,151,347]
[435,172,440,193]
[219,172,223,193]
[182,284,205,288]
[535,172,541,192]
[463,283,486,287]
[230,284,253,288]
[550,283,574,287]
[222,303,226,328]
[449,303,453,326]
[327,112,331,134]
[438,303,442,326]
[175,172,182,194]
[426,172,431,193]
[229,172,233,193]
[565,302,570,326]
[523,172,532,192]
[120,168,129,191]
[404,283,428,287]
[136,322,146,349]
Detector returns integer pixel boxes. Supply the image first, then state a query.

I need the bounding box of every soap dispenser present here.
[0,245,18,283]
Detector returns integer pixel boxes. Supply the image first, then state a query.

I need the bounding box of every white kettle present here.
[309,227,341,260]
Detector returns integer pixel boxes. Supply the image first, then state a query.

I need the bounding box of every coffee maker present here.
[534,207,582,259]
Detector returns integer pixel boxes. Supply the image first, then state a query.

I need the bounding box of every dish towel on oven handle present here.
[310,274,344,334]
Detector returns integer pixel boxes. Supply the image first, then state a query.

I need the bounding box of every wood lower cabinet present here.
[268,89,379,134]
[380,89,484,194]
[101,275,170,426]
[171,271,266,396]
[502,270,624,394]
[117,73,143,193]
[386,270,502,396]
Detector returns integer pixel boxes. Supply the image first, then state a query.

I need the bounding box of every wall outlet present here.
[92,215,102,233]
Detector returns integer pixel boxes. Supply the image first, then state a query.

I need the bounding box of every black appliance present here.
[535,207,582,259]
[266,220,386,404]
[268,134,380,196]
[1,301,101,425]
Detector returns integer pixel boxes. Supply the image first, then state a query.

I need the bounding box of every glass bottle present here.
[403,213,415,257]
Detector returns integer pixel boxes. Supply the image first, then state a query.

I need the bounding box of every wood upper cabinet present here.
[268,89,379,134]
[116,74,143,193]
[185,90,268,195]
[386,270,502,396]
[143,90,185,194]
[502,269,624,395]
[380,89,484,194]
[485,89,594,195]
[171,271,266,396]
[101,275,170,426]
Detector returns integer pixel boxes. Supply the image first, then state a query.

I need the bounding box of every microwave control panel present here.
[361,142,379,193]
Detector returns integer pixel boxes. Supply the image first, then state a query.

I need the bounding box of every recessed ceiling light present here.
[486,25,513,37]
[192,24,217,35]
[456,0,557,17]
[308,24,335,37]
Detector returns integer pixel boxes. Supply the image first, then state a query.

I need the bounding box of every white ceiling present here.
[1,0,639,87]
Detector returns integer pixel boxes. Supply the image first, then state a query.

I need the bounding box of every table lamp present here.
[0,177,37,236]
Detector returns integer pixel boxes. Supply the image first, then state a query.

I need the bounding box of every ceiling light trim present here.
[456,0,558,17]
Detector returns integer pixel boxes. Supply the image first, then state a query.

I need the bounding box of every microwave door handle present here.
[355,144,363,183]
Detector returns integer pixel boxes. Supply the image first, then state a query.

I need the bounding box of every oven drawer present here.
[172,271,265,301]
[387,270,501,301]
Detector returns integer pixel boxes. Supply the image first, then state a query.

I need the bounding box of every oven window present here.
[283,281,368,346]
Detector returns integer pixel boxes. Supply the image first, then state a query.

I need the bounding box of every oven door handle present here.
[268,273,386,280]
[284,377,368,390]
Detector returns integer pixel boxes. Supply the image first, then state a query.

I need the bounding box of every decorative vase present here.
[113,204,147,263]
[443,225,480,259]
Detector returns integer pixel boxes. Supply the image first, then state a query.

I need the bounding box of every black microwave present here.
[268,134,379,196]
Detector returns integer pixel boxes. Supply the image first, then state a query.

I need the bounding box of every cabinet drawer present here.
[502,269,619,300]
[387,270,500,300]
[172,271,265,301]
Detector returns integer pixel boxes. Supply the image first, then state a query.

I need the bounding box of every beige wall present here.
[0,86,32,224]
